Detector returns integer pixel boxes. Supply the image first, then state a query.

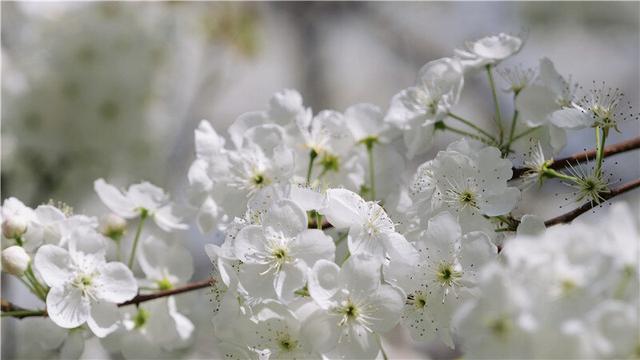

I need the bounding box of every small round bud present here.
[2,217,28,239]
[99,214,127,240]
[1,246,30,275]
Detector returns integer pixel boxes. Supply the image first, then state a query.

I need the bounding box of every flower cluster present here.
[2,31,639,359]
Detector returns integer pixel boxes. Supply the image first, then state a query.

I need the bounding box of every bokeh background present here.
[2,2,639,359]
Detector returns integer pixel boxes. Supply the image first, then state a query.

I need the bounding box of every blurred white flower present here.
[455,33,523,70]
[94,179,186,232]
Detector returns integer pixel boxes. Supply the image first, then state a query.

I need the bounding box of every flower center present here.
[407,292,428,310]
[252,173,268,187]
[278,336,297,352]
[157,278,173,291]
[458,190,477,208]
[487,315,511,340]
[436,262,462,287]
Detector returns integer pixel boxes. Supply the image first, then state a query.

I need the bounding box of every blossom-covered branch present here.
[512,136,640,180]
[543,177,640,226]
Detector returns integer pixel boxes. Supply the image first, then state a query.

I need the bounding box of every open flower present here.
[303,255,404,359]
[246,302,320,359]
[322,188,417,262]
[455,33,523,71]
[137,236,193,291]
[385,212,497,347]
[33,228,137,336]
[94,179,187,232]
[385,57,464,157]
[412,139,520,235]
[233,199,335,302]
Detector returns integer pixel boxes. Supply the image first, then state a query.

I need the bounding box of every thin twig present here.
[543,178,640,226]
[118,277,214,307]
[1,277,216,319]
[512,136,640,180]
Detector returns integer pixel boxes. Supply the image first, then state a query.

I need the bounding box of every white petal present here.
[33,244,73,287]
[233,225,267,263]
[139,237,194,284]
[517,214,546,237]
[268,89,306,125]
[339,254,381,297]
[196,196,220,234]
[93,179,137,218]
[263,199,307,238]
[292,229,336,265]
[345,103,384,141]
[127,182,166,211]
[550,107,594,129]
[323,188,366,229]
[516,84,559,127]
[87,301,120,338]
[46,286,91,328]
[539,57,567,96]
[348,229,385,260]
[93,262,138,303]
[480,187,520,216]
[423,212,461,254]
[459,232,497,274]
[382,232,419,265]
[154,205,188,232]
[366,284,405,333]
[228,111,268,149]
[300,310,341,353]
[308,259,340,308]
[275,262,307,303]
[169,298,195,342]
[384,87,426,129]
[60,330,85,360]
[403,119,435,158]
[195,119,225,159]
[418,57,463,103]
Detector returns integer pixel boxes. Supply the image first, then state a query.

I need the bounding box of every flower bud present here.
[2,217,28,239]
[99,213,127,240]
[1,246,30,275]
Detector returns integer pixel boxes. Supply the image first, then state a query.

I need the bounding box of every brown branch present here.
[512,136,640,180]
[543,178,640,227]
[119,277,215,307]
[2,277,215,319]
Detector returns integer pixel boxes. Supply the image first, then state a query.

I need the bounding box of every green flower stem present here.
[542,168,578,183]
[316,212,323,230]
[440,123,496,146]
[511,126,540,143]
[447,112,497,143]
[335,232,348,246]
[486,65,504,144]
[1,309,46,318]
[14,236,23,247]
[504,93,520,156]
[24,266,47,300]
[306,150,318,185]
[365,141,376,201]
[594,126,609,178]
[128,210,148,269]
